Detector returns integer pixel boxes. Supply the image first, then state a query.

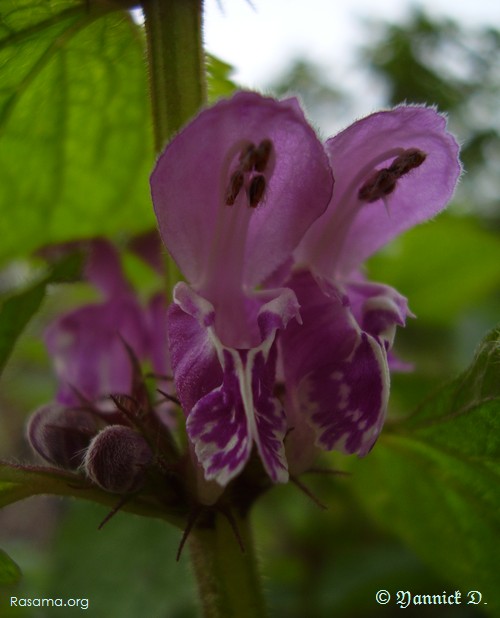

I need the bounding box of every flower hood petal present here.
[297,106,461,278]
[150,91,333,291]
[45,298,151,405]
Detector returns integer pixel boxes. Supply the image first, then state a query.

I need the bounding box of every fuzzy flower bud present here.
[83,425,153,493]
[27,403,99,469]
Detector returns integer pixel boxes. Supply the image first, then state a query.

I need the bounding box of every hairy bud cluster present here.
[27,403,101,469]
[83,425,153,493]
[26,395,161,496]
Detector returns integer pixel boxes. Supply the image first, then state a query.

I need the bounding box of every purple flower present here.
[282,107,461,470]
[151,92,334,487]
[150,93,460,488]
[28,238,173,473]
[45,239,167,406]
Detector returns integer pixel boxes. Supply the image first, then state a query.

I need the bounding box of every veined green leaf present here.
[0,252,83,376]
[350,328,500,614]
[0,548,21,586]
[0,0,155,263]
[206,53,237,101]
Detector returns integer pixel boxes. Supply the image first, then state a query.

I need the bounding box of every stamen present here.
[388,148,427,176]
[248,174,266,207]
[358,148,427,203]
[222,139,274,210]
[239,143,257,172]
[225,170,244,205]
[307,145,424,277]
[254,139,273,172]
[358,169,397,203]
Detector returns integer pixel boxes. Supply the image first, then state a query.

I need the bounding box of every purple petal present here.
[167,301,222,413]
[186,350,252,486]
[168,283,295,484]
[127,229,165,274]
[250,345,288,482]
[147,292,170,376]
[150,92,333,293]
[281,271,357,387]
[281,270,390,457]
[85,239,132,298]
[300,332,389,455]
[38,238,131,298]
[187,345,288,486]
[346,280,411,350]
[256,286,301,339]
[298,106,461,277]
[45,297,150,405]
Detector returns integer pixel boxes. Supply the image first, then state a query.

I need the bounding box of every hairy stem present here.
[142,0,206,154]
[188,511,269,618]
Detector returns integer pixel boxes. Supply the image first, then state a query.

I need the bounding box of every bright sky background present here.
[203,0,500,132]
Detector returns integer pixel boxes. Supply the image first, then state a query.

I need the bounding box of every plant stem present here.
[188,511,269,618]
[142,0,206,154]
[142,0,205,295]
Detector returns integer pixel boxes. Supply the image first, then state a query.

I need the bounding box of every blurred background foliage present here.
[0,4,499,617]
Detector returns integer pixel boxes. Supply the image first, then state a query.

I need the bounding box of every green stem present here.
[188,511,269,618]
[142,0,206,154]
[141,4,268,614]
[142,0,205,297]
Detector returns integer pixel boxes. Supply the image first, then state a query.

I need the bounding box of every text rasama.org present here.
[10,597,89,610]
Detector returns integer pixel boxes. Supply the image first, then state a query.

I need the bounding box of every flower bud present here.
[83,425,153,493]
[27,403,99,469]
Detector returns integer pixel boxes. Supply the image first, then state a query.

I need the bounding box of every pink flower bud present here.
[84,425,153,493]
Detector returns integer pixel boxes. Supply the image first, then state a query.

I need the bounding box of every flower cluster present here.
[27,92,460,507]
[150,92,461,496]
[27,238,175,494]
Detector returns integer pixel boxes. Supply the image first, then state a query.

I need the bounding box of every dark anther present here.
[248,174,266,207]
[358,148,427,203]
[388,148,427,177]
[225,170,245,205]
[358,168,397,203]
[254,139,273,172]
[239,143,257,172]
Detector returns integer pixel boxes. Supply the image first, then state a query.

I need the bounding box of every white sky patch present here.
[204,1,500,131]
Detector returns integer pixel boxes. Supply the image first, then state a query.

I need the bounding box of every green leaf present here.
[0,548,21,587]
[45,502,196,618]
[0,252,83,376]
[350,328,500,614]
[0,0,155,264]
[367,216,500,324]
[206,53,237,101]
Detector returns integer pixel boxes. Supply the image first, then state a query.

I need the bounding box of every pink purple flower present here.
[283,107,460,469]
[151,92,333,487]
[28,238,171,473]
[150,93,461,488]
[45,239,166,406]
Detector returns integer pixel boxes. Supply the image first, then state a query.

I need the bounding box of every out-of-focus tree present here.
[361,8,500,221]
[267,58,351,133]
[268,10,500,222]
